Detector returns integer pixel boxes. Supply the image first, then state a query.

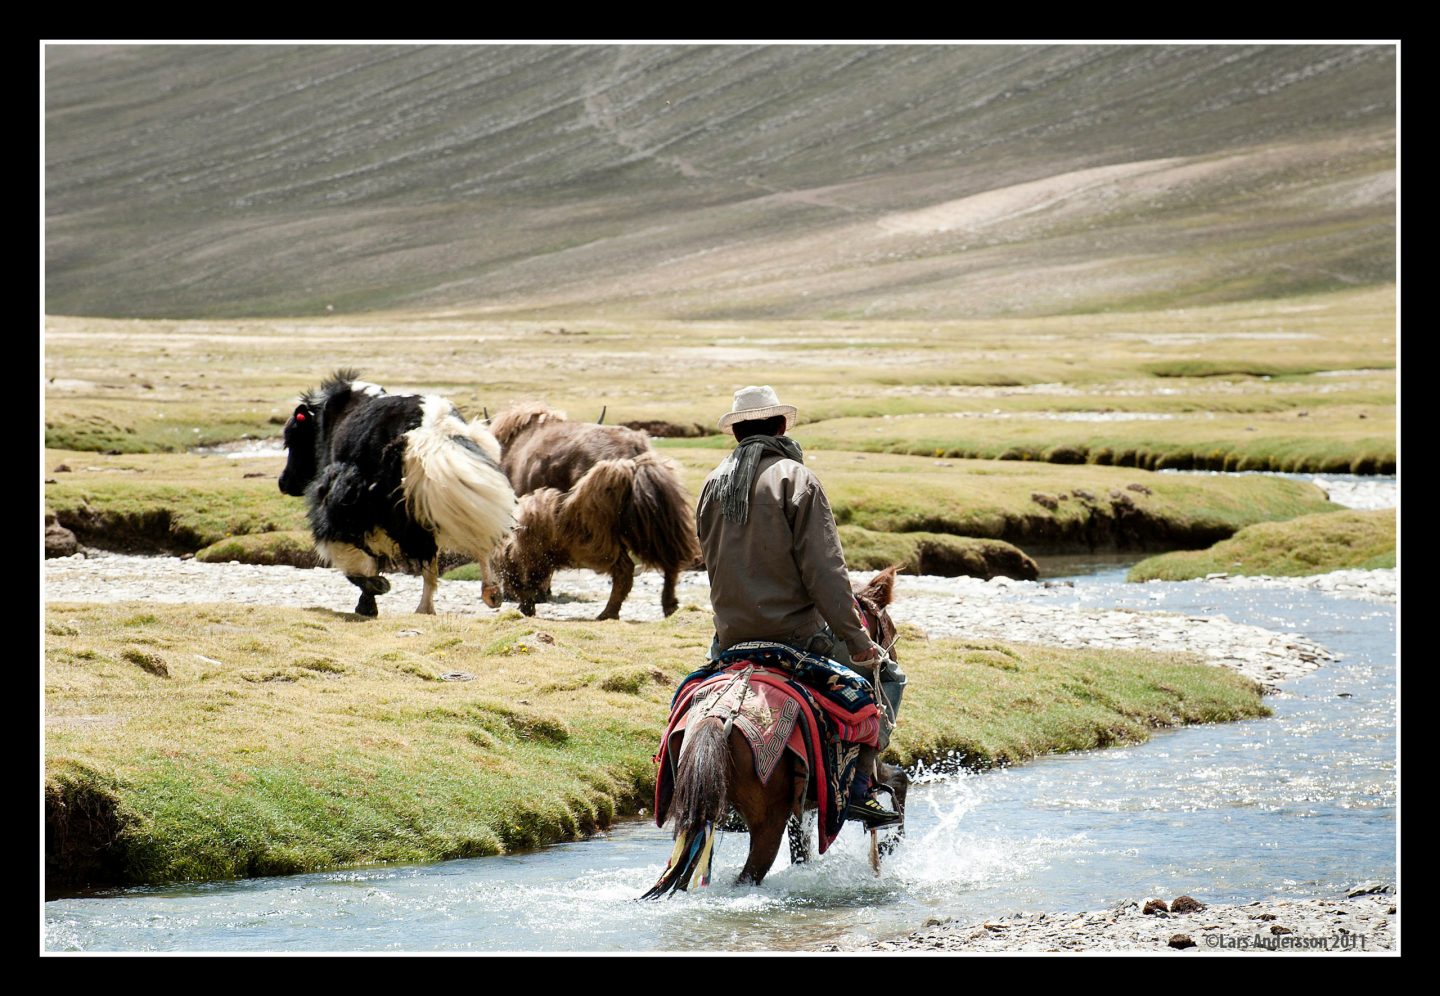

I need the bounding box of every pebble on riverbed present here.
[827,893,1397,953]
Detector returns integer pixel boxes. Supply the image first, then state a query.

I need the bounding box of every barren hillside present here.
[44,44,1395,319]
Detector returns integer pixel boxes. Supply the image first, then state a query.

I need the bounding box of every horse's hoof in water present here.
[354,593,379,617]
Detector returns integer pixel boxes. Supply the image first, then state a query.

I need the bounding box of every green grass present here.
[45,288,1394,476]
[44,600,1266,886]
[796,410,1395,475]
[1126,509,1396,581]
[47,445,1341,559]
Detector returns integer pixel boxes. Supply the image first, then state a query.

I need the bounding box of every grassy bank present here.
[44,600,1267,888]
[1126,509,1396,582]
[45,447,1340,561]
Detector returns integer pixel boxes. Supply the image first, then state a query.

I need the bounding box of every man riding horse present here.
[696,386,907,827]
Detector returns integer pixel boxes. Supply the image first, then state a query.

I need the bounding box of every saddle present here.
[653,643,882,854]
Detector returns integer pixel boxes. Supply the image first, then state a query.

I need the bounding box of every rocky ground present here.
[828,889,1397,953]
[41,553,1384,690]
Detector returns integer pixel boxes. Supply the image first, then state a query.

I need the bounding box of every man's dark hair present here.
[732,415,788,440]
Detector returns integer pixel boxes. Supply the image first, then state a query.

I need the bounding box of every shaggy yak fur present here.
[489,403,659,496]
[279,370,516,617]
[482,452,701,620]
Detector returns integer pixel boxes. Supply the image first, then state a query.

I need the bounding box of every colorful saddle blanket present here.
[654,646,882,854]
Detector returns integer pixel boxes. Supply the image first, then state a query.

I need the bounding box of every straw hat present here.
[717,385,798,435]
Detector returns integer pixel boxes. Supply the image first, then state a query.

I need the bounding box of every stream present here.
[44,561,1396,952]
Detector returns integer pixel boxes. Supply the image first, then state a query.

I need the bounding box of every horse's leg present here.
[730,731,793,886]
[596,555,633,621]
[414,556,439,615]
[785,762,812,863]
[877,762,910,857]
[661,566,680,618]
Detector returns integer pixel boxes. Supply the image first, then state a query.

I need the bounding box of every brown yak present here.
[484,404,700,619]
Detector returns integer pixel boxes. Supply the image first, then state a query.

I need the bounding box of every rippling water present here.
[45,571,1395,953]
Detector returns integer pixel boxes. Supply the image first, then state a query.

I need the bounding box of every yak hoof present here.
[346,574,391,596]
[662,601,679,618]
[595,610,620,621]
[354,592,379,617]
[519,602,537,617]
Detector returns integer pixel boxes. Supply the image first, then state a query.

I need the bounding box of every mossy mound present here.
[1127,509,1395,581]
[839,526,1038,580]
[195,531,319,568]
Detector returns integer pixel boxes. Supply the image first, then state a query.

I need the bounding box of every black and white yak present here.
[279,370,517,617]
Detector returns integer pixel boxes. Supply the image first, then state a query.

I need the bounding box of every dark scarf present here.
[708,434,805,524]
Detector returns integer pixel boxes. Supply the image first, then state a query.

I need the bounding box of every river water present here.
[44,565,1396,953]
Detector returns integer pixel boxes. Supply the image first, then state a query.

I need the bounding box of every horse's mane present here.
[855,565,899,609]
[488,403,569,446]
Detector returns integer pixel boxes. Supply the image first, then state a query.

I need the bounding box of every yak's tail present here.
[624,453,701,571]
[564,452,699,572]
[401,397,517,561]
[641,717,730,899]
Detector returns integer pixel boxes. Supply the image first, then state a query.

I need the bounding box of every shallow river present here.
[44,565,1396,953]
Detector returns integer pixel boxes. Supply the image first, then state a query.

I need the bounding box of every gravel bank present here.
[826,891,1397,953]
[43,553,1376,691]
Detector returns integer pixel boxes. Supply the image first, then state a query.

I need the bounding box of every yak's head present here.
[278,400,320,497]
[481,529,547,617]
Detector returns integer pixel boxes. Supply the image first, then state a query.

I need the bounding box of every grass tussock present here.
[44,599,1266,887]
[1126,509,1395,582]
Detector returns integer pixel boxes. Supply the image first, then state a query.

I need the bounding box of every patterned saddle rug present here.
[654,647,883,858]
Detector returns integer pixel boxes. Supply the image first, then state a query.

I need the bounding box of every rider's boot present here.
[845,748,901,827]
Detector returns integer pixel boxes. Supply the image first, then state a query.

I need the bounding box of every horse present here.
[278,370,515,617]
[481,452,701,620]
[644,568,908,896]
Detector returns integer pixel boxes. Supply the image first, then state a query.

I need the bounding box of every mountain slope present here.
[44,44,1396,319]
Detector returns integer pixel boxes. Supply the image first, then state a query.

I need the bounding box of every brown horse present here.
[481,452,701,620]
[644,568,908,895]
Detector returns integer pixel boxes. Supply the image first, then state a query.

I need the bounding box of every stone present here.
[1030,492,1059,511]
[1346,883,1393,897]
[45,519,79,558]
[1270,925,1293,935]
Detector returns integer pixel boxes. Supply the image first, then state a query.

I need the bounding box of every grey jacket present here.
[697,449,871,658]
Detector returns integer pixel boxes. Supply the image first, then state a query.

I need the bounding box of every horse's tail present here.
[641,716,731,899]
[621,452,701,570]
[401,397,518,561]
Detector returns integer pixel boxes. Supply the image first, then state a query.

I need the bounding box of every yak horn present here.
[483,406,490,422]
[597,405,607,424]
